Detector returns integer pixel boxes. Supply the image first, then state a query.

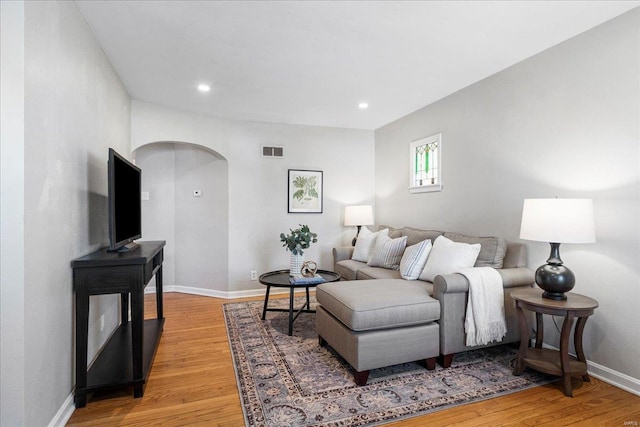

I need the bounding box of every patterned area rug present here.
[224,296,553,427]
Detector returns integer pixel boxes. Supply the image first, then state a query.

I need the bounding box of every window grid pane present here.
[414,141,438,186]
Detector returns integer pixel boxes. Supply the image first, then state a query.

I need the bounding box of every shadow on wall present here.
[86,150,108,249]
[134,141,229,293]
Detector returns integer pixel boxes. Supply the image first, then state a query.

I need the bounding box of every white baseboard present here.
[539,342,640,396]
[48,393,75,427]
[587,359,640,396]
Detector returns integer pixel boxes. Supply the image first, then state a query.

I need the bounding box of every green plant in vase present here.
[280,225,318,276]
[280,224,318,255]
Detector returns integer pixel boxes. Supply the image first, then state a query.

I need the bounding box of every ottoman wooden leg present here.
[438,353,454,368]
[425,357,436,370]
[319,336,327,347]
[354,370,370,386]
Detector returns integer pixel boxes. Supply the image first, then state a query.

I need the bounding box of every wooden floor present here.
[68,292,640,426]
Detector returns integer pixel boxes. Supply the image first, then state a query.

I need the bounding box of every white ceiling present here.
[75,1,638,130]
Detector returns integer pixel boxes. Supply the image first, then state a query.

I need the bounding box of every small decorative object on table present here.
[290,253,304,277]
[280,224,318,276]
[301,261,318,277]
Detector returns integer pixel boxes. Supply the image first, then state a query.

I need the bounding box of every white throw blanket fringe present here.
[459,267,507,347]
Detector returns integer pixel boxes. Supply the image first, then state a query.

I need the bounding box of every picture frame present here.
[288,169,323,213]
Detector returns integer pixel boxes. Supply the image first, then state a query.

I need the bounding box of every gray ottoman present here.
[316,279,440,386]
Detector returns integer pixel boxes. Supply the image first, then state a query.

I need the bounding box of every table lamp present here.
[344,205,374,246]
[519,198,595,300]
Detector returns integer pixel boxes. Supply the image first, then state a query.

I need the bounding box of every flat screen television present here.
[108,148,141,252]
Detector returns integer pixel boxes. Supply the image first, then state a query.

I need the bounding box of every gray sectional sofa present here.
[331,226,534,367]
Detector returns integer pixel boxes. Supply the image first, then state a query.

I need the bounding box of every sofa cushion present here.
[379,225,401,239]
[316,280,440,332]
[419,235,481,282]
[335,259,363,281]
[401,227,444,246]
[352,228,388,262]
[357,266,402,280]
[381,225,443,246]
[400,239,432,280]
[502,242,527,269]
[367,234,407,270]
[443,232,507,269]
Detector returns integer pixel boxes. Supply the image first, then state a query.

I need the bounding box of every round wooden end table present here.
[259,269,341,336]
[511,287,598,397]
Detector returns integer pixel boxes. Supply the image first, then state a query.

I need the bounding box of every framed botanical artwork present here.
[288,169,323,213]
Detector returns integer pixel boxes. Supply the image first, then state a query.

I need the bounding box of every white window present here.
[409,133,442,193]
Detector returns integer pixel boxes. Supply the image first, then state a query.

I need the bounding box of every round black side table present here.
[259,269,341,336]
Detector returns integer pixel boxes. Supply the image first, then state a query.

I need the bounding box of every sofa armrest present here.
[498,267,534,288]
[333,246,354,263]
[433,267,534,357]
[433,267,534,296]
[432,273,469,296]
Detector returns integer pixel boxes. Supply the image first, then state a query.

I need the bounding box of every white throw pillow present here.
[400,239,433,280]
[352,228,388,262]
[419,235,481,282]
[367,234,408,270]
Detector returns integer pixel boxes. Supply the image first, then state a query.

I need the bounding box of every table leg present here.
[560,312,576,397]
[574,316,591,382]
[262,285,271,320]
[75,287,89,408]
[535,312,544,348]
[120,293,129,324]
[306,287,311,310]
[288,287,295,336]
[513,302,529,375]
[156,264,163,319]
[131,275,144,397]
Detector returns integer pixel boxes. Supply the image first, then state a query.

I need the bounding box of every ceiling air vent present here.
[262,145,284,158]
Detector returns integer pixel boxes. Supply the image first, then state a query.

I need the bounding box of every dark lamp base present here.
[541,290,569,301]
[535,242,576,301]
[535,262,575,301]
[351,225,362,247]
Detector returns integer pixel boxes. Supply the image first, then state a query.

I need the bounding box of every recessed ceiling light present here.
[358,102,368,109]
[197,84,211,92]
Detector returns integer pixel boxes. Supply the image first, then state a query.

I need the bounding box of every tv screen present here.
[108,148,141,252]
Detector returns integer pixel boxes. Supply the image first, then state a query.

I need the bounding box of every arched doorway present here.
[134,142,229,293]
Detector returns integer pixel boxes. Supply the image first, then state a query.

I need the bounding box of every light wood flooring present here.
[68,292,640,426]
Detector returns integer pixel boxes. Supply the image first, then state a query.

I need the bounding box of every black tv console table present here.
[72,240,165,408]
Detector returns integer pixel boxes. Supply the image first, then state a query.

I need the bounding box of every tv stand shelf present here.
[85,319,163,392]
[72,241,165,408]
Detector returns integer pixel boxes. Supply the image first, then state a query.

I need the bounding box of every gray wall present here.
[1,2,26,425]
[0,1,132,425]
[375,9,639,385]
[131,101,376,296]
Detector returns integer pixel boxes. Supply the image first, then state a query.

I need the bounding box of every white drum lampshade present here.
[520,198,595,300]
[344,205,374,246]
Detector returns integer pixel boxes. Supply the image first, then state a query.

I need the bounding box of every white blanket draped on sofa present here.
[459,267,507,346]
